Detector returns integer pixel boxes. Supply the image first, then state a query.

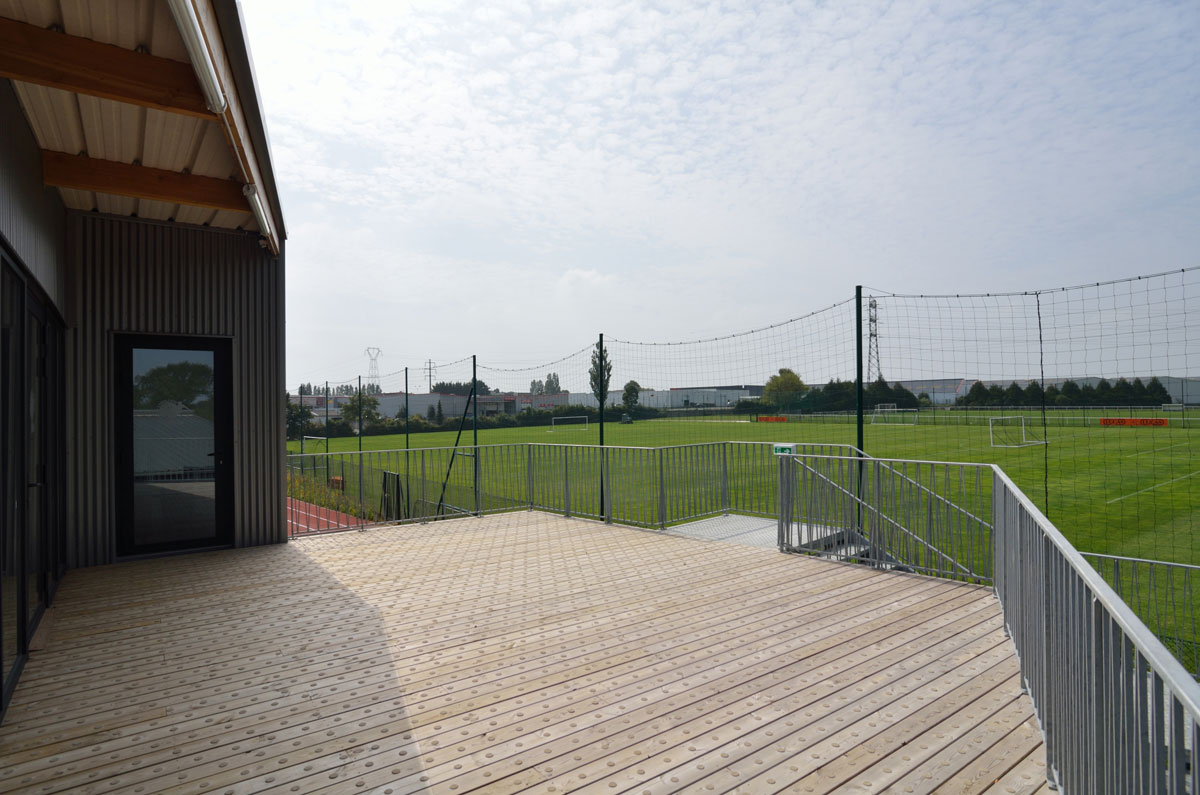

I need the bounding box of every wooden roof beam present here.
[41,150,249,213]
[0,16,217,120]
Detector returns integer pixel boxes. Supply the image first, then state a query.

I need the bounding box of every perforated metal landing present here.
[664,513,779,548]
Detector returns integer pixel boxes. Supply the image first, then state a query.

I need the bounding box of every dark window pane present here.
[1,267,21,684]
[25,313,42,628]
[131,349,217,547]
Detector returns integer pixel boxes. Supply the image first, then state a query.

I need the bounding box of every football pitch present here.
[287,413,1199,566]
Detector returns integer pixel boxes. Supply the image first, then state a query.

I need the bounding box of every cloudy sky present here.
[238,1,1200,389]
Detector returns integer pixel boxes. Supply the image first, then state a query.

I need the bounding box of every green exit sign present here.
[772,443,798,456]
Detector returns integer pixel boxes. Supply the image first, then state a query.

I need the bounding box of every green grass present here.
[289,412,1199,566]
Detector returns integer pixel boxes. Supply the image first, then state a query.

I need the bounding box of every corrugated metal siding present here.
[65,212,284,567]
[0,81,65,312]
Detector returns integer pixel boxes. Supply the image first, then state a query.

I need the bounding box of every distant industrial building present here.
[569,385,763,410]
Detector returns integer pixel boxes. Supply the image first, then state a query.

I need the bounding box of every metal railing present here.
[776,453,994,584]
[1080,553,1199,680]
[285,441,860,535]
[776,451,1200,791]
[994,468,1200,793]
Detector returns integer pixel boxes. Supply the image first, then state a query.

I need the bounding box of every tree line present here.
[747,368,1178,414]
[750,369,921,413]
[957,376,1172,408]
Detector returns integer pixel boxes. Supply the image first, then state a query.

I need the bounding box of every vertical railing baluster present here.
[721,442,729,514]
[658,448,666,529]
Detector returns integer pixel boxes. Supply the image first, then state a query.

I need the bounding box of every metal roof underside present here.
[0,0,268,235]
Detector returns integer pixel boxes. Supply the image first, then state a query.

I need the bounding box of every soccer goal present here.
[301,435,329,453]
[549,415,589,432]
[871,405,919,425]
[989,417,1045,448]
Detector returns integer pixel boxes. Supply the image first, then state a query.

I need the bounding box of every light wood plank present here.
[0,512,1041,795]
[981,745,1051,794]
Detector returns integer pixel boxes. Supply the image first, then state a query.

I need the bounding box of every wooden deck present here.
[0,512,1048,794]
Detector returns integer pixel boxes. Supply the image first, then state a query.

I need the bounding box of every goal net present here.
[550,415,589,432]
[871,406,918,425]
[989,416,1045,448]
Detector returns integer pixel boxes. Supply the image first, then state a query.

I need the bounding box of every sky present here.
[238,0,1200,390]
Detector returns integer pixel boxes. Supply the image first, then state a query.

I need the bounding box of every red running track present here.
[287,498,359,536]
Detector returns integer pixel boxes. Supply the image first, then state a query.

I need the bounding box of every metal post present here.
[602,447,611,524]
[357,376,363,526]
[721,442,729,514]
[472,355,480,516]
[855,285,864,453]
[324,381,330,484]
[404,368,410,520]
[777,455,790,551]
[658,448,666,529]
[855,286,865,537]
[527,443,534,510]
[598,333,606,516]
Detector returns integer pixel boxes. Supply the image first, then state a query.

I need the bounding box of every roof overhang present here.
[0,0,284,254]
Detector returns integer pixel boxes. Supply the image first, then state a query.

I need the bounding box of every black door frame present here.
[113,333,235,557]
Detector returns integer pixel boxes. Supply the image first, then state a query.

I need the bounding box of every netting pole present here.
[598,333,605,446]
[404,368,410,520]
[855,286,865,538]
[598,333,605,521]
[357,375,363,527]
[473,355,480,516]
[855,286,864,453]
[1035,293,1050,517]
[324,381,329,483]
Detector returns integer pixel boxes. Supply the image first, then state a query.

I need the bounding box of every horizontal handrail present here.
[1081,551,1200,572]
[992,466,1199,792]
[994,466,1200,714]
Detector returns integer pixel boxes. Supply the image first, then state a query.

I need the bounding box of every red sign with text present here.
[756,416,788,423]
[1100,418,1169,427]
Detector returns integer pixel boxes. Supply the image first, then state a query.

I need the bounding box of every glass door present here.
[115,336,233,556]
[1,264,22,703]
[25,301,44,632]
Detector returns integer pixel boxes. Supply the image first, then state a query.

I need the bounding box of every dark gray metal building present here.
[0,0,286,718]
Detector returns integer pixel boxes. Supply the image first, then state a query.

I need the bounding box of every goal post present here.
[871,405,918,425]
[549,415,589,432]
[989,416,1046,448]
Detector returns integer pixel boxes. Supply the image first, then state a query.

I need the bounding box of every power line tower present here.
[867,298,883,383]
[424,359,436,392]
[364,347,382,390]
